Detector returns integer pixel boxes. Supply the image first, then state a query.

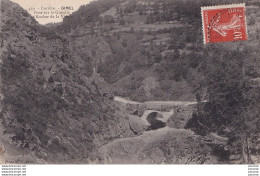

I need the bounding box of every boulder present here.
[0,145,5,155]
[129,115,148,135]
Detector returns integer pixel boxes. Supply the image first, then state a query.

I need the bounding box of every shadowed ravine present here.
[96,97,217,164]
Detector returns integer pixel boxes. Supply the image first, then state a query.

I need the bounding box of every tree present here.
[103,15,115,24]
[187,50,259,163]
[173,49,180,59]
[119,18,125,25]
[130,27,135,33]
[153,51,162,63]
[122,38,127,47]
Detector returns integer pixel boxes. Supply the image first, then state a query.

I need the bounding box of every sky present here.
[10,0,92,24]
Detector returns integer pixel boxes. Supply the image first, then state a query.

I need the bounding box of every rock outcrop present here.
[98,127,218,164]
[129,115,148,135]
[0,0,132,164]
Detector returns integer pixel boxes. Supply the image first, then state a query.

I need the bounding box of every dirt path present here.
[114,96,202,106]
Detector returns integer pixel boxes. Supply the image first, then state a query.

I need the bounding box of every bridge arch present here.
[141,110,174,130]
[146,112,166,130]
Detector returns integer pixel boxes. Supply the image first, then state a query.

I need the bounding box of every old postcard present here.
[0,0,259,166]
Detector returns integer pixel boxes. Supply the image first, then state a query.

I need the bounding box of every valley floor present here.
[98,127,219,164]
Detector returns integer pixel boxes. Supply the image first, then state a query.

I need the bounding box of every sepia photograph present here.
[0,0,259,165]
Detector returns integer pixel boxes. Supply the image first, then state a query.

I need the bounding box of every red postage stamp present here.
[201,4,248,44]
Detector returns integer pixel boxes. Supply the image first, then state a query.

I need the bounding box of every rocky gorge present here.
[0,0,259,164]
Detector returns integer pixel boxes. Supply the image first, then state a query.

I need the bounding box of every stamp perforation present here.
[201,3,248,44]
[201,3,245,10]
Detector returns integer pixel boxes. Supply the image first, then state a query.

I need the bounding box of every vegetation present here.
[0,0,131,163]
[186,49,260,163]
[1,0,259,164]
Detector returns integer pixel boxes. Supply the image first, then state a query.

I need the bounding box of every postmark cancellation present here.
[201,3,248,44]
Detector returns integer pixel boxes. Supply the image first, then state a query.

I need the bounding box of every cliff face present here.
[0,0,132,163]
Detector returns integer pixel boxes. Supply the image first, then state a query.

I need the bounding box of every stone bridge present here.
[114,96,205,130]
[140,110,174,125]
